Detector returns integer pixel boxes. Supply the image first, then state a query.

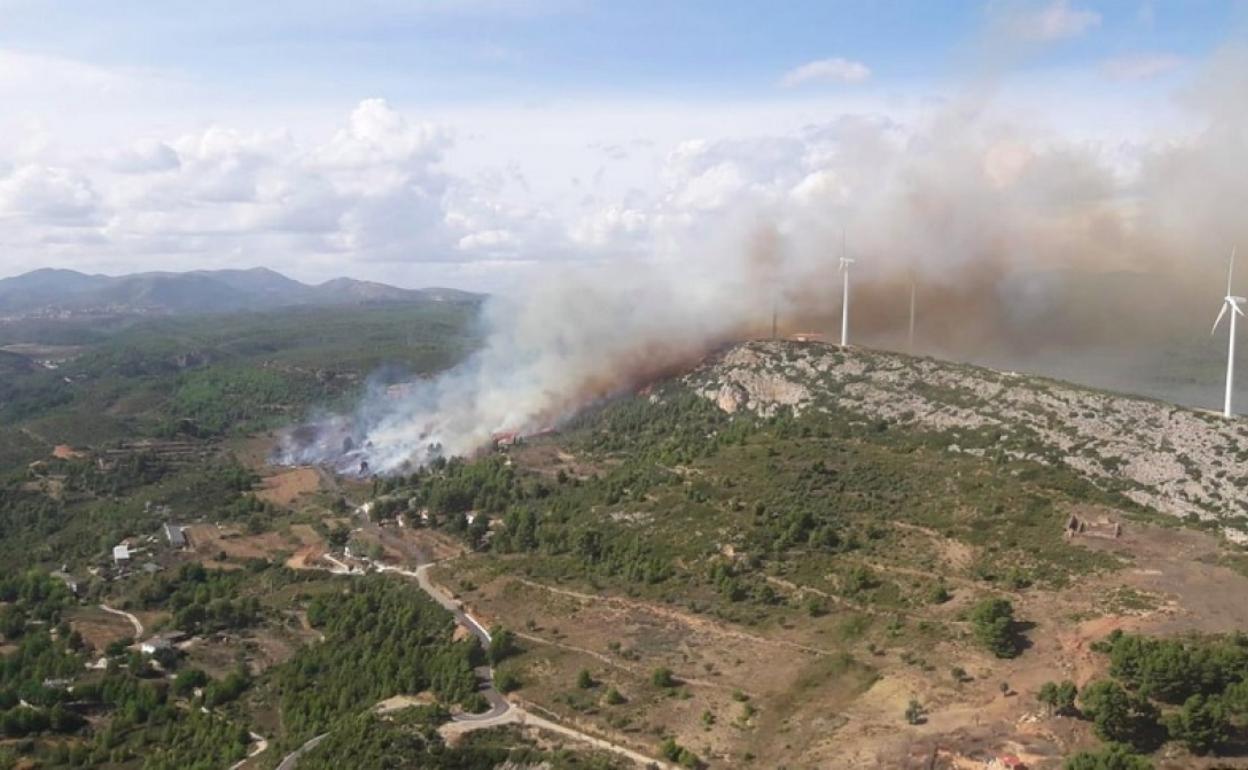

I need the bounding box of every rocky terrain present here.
[688,341,1248,539]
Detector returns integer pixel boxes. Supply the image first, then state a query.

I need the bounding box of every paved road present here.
[370,562,506,723]
[278,543,667,767]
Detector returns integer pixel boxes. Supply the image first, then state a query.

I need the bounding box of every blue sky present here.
[1,1,1239,101]
[0,1,1244,289]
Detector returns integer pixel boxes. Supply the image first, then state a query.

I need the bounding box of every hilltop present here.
[687,341,1248,538]
[0,266,481,319]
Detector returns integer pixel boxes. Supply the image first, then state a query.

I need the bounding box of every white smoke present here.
[279,45,1248,473]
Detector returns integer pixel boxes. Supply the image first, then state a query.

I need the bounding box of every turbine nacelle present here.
[1212,296,1246,335]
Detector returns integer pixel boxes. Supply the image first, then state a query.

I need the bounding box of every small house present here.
[140,637,171,655]
[112,545,132,566]
[139,631,187,655]
[163,523,187,548]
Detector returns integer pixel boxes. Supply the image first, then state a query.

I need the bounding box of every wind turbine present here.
[907,271,917,354]
[839,231,854,347]
[1212,246,1245,418]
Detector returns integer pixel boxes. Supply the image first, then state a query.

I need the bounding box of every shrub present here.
[652,667,676,688]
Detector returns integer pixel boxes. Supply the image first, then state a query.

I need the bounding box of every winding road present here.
[369,562,508,723]
[269,546,668,768]
[99,604,143,638]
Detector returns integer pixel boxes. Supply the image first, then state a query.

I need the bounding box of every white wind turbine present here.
[839,232,854,347]
[907,271,917,353]
[1212,246,1245,418]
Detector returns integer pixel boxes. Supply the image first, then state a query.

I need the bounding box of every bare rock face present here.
[684,340,1248,539]
[715,383,747,414]
[695,344,811,418]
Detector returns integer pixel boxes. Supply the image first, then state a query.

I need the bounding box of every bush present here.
[652,667,676,688]
[494,669,520,694]
[904,699,924,725]
[576,669,594,689]
[487,627,517,665]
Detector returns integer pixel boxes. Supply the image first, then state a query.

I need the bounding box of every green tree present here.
[576,668,594,689]
[970,598,1020,658]
[1165,694,1229,756]
[1079,680,1159,748]
[1063,743,1153,770]
[1038,680,1078,716]
[487,627,517,665]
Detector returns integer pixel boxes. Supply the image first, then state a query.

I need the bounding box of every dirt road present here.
[98,604,143,638]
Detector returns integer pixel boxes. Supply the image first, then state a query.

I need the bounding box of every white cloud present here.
[779,58,871,88]
[110,140,181,174]
[0,164,99,223]
[1102,53,1184,81]
[1009,1,1101,42]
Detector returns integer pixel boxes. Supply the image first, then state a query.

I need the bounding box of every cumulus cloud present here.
[779,57,871,88]
[109,140,181,174]
[1102,53,1184,81]
[1008,1,1101,42]
[0,165,99,224]
[0,99,482,274]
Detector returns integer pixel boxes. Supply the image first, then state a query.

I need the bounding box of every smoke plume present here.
[279,44,1248,474]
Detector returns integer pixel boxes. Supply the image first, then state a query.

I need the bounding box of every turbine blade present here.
[1231,245,1239,296]
[1213,302,1229,334]
[1235,302,1246,317]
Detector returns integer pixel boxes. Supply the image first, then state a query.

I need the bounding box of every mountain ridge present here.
[0,267,481,318]
[684,340,1248,538]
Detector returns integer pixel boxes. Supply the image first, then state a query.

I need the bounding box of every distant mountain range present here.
[0,268,481,318]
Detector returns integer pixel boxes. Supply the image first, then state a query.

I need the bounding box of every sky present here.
[0,0,1245,291]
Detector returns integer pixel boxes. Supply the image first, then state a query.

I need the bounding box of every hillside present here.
[0,267,481,318]
[368,339,1248,769]
[688,341,1248,537]
[5,334,1248,770]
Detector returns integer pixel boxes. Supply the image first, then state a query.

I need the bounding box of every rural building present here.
[139,631,187,655]
[163,523,187,548]
[491,431,520,448]
[112,545,131,565]
[139,637,170,655]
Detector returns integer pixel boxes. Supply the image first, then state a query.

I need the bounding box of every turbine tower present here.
[907,272,916,353]
[840,254,854,347]
[843,229,853,346]
[1212,246,1245,419]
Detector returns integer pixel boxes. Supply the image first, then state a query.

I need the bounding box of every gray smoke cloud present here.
[278,44,1248,474]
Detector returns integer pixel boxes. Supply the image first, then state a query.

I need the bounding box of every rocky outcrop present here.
[686,341,1248,539]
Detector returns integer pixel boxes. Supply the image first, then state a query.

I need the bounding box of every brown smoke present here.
[286,42,1248,473]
